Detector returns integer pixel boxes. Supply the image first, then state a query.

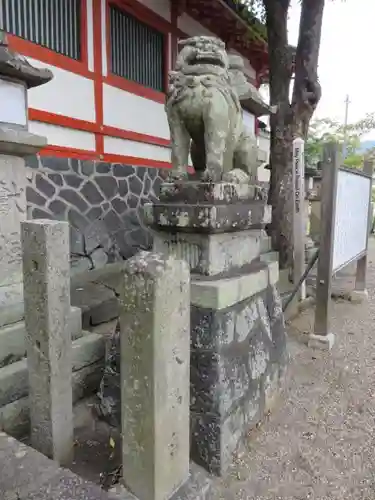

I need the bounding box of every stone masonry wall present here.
[25,155,164,274]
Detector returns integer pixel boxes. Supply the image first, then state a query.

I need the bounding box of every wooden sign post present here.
[292,137,306,301]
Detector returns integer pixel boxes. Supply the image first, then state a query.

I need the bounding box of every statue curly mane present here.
[165,36,257,182]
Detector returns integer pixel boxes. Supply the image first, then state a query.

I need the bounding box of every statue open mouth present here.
[190,53,226,67]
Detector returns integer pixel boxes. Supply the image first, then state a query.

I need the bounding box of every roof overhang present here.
[175,0,269,77]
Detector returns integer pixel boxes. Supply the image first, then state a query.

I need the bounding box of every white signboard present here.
[332,168,371,272]
[292,137,306,300]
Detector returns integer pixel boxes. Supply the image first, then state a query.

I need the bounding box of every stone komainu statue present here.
[166,36,258,182]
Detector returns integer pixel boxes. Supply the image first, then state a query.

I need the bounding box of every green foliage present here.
[306,114,375,169]
[230,0,267,42]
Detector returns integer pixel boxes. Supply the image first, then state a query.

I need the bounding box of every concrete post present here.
[22,220,73,466]
[351,159,373,303]
[120,251,190,500]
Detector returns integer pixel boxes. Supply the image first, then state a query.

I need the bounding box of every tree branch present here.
[291,0,325,137]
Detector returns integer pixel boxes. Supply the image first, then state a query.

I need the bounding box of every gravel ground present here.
[211,239,375,500]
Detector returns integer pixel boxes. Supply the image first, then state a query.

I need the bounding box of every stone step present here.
[0,332,105,409]
[0,306,82,367]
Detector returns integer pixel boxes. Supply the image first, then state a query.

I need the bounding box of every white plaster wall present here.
[104,136,171,162]
[258,131,270,156]
[137,0,171,21]
[29,122,96,151]
[243,110,256,136]
[257,130,270,182]
[178,14,216,38]
[103,84,170,139]
[26,58,96,122]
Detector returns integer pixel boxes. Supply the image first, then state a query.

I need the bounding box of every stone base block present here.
[190,263,288,475]
[349,289,368,304]
[110,463,212,500]
[307,332,335,351]
[159,180,259,204]
[145,200,271,233]
[153,229,263,276]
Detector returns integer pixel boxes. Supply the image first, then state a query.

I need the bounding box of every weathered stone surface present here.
[81,180,105,204]
[49,199,67,215]
[120,251,190,500]
[39,156,70,171]
[153,229,262,276]
[96,176,118,199]
[60,189,88,212]
[22,220,73,465]
[190,260,279,310]
[81,160,95,176]
[159,181,258,204]
[0,432,122,500]
[190,282,288,475]
[0,332,104,408]
[110,462,212,500]
[36,174,56,197]
[0,155,27,287]
[64,174,84,189]
[146,201,272,233]
[96,162,111,174]
[26,157,164,271]
[0,282,24,327]
[27,186,47,206]
[166,36,258,181]
[0,360,104,439]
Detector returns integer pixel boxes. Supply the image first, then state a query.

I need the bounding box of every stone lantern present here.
[0,31,53,327]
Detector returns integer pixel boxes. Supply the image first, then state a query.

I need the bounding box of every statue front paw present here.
[167,168,188,182]
[201,168,222,183]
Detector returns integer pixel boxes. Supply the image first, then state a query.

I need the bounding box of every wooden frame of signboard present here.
[313,142,373,343]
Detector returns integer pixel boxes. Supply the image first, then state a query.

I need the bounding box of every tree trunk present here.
[263,0,293,269]
[291,0,324,137]
[264,0,325,270]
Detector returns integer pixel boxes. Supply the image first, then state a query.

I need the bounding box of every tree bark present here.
[291,0,324,138]
[264,0,325,269]
[263,0,293,269]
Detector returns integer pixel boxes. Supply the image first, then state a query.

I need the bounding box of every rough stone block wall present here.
[190,282,288,473]
[25,155,164,273]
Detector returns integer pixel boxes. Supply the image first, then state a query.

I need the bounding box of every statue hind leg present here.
[202,102,230,182]
[233,129,258,183]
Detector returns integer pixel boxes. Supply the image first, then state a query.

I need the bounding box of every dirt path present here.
[212,239,375,500]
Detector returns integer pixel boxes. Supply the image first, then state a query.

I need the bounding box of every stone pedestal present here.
[146,181,288,476]
[0,128,48,328]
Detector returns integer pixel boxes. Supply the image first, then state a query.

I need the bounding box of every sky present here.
[288,0,374,138]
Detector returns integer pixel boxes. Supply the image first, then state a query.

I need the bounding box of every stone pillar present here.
[146,180,288,476]
[120,251,190,500]
[22,220,73,466]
